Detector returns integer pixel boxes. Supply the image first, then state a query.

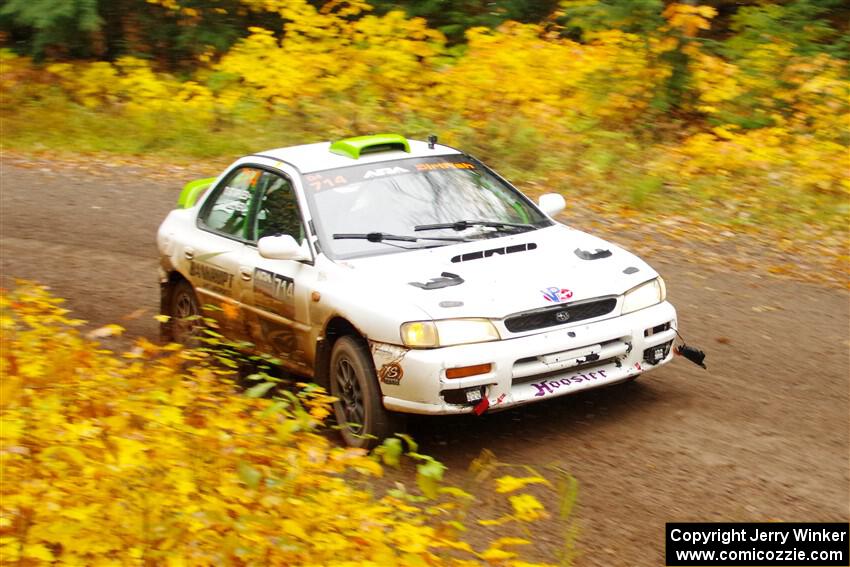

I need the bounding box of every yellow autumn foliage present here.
[1,0,847,227]
[434,24,666,133]
[45,57,217,119]
[0,283,567,565]
[662,3,717,37]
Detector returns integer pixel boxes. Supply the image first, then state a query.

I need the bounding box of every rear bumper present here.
[372,301,677,415]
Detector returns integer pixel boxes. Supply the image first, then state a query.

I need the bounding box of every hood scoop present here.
[409,272,464,290]
[574,247,612,260]
[451,242,537,263]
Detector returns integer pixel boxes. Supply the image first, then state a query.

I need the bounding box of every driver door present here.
[242,170,318,374]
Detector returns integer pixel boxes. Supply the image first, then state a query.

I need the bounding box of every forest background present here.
[1,0,848,238]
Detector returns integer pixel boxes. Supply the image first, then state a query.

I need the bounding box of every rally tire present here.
[329,336,404,449]
[164,279,204,346]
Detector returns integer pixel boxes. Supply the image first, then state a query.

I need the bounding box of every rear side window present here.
[199,167,263,240]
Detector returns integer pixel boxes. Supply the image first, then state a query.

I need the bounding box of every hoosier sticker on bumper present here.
[529,370,609,397]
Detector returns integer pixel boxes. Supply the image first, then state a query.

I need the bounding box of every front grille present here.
[504,298,617,333]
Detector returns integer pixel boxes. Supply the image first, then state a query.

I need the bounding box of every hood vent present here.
[451,242,537,263]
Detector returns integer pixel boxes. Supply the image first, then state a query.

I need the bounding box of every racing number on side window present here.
[200,167,265,239]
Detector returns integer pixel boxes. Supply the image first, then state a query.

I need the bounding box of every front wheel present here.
[329,336,404,449]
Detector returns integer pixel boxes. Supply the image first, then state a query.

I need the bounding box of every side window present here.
[199,167,263,239]
[254,173,305,243]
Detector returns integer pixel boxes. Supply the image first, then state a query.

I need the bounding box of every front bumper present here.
[371,301,677,415]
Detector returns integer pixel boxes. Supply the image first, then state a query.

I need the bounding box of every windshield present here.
[302,155,552,259]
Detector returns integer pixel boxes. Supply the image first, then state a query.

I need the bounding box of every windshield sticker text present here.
[542,287,573,303]
[415,162,476,171]
[531,370,607,397]
[189,261,234,288]
[363,166,409,178]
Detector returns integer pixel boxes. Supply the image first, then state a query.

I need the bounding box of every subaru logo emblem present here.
[555,310,570,322]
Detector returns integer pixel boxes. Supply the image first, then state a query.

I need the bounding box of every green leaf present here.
[416,458,446,499]
[237,461,261,489]
[377,437,403,468]
[245,382,275,398]
[396,432,418,453]
[557,471,580,521]
[260,401,287,418]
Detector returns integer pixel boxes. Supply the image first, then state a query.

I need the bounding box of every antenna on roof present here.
[427,134,437,150]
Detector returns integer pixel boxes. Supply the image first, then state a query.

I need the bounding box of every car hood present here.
[334,224,659,320]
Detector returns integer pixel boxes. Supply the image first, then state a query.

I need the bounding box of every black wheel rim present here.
[172,290,200,343]
[334,357,364,433]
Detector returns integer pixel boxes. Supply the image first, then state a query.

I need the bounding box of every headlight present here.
[622,277,666,314]
[400,319,500,348]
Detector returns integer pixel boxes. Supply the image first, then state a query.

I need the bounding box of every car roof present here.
[253,139,463,174]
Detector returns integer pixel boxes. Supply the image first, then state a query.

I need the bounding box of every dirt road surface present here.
[2,155,848,565]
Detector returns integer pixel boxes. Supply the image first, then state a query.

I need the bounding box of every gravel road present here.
[1,155,847,566]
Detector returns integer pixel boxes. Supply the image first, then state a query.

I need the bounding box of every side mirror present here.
[257,235,310,261]
[538,193,566,217]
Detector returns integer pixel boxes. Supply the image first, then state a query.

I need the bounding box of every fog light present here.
[643,340,673,365]
[441,386,485,405]
[446,363,492,379]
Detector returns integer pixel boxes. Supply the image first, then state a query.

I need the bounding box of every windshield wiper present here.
[333,232,469,243]
[414,220,536,233]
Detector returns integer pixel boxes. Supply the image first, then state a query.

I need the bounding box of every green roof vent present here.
[329,134,410,159]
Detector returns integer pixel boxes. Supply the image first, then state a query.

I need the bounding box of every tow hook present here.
[674,334,707,369]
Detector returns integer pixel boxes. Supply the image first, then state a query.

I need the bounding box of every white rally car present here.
[157,134,678,447]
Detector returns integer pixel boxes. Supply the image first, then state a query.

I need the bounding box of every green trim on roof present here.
[178,177,216,208]
[329,134,410,159]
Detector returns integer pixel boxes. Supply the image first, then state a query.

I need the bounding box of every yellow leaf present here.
[113,437,147,467]
[87,324,125,339]
[438,486,474,499]
[478,517,512,527]
[494,475,548,494]
[509,494,546,522]
[282,519,308,540]
[23,543,54,561]
[355,458,384,477]
[480,547,516,561]
[696,5,717,18]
